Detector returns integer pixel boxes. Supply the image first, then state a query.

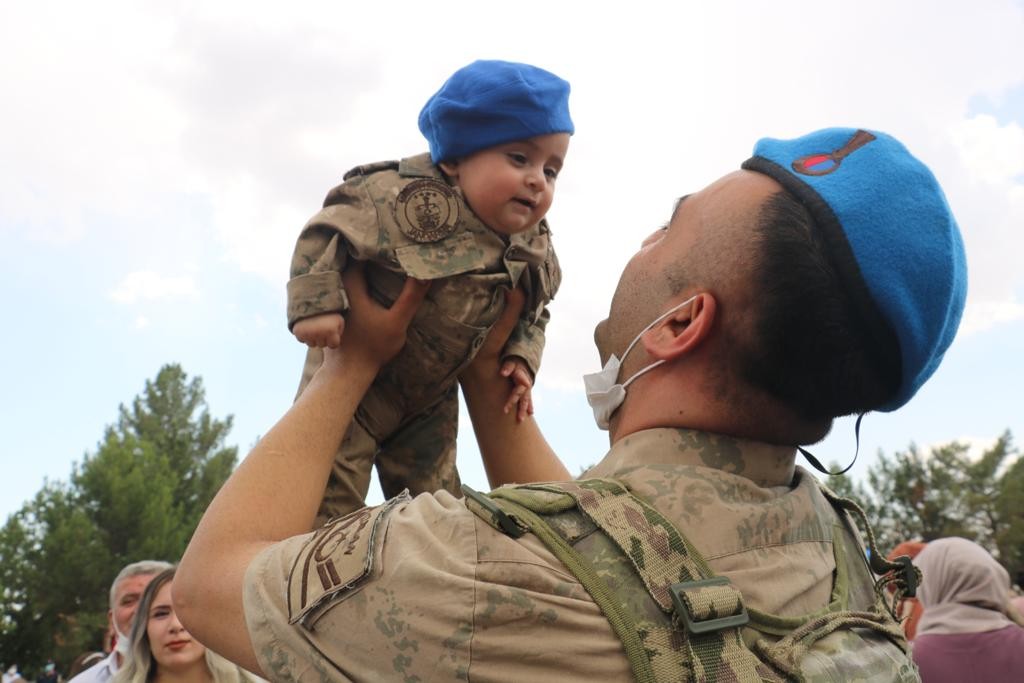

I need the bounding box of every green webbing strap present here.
[487,480,767,683]
[465,487,658,683]
[497,479,717,607]
[753,611,908,679]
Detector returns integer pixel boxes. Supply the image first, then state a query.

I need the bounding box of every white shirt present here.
[67,652,119,683]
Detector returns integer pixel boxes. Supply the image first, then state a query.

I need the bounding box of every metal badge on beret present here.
[394,179,461,243]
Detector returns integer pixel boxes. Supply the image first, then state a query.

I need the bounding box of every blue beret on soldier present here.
[419,60,574,163]
[743,128,968,411]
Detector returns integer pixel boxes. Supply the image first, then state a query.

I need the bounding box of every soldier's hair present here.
[109,560,174,611]
[735,191,900,424]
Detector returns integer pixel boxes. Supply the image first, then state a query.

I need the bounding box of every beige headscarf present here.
[914,536,1015,636]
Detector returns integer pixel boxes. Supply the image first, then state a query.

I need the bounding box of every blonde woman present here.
[113,568,259,683]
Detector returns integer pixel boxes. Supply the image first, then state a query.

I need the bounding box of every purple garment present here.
[912,625,1024,682]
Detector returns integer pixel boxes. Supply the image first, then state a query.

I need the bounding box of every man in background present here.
[68,560,173,683]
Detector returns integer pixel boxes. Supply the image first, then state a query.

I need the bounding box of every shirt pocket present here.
[394,233,488,280]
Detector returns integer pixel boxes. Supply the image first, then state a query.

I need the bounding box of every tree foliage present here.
[0,365,236,674]
[828,431,1022,584]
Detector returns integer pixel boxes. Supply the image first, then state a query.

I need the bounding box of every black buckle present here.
[895,555,917,598]
[669,577,750,634]
[461,485,525,538]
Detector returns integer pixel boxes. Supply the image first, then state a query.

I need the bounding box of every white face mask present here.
[583,296,697,429]
[113,623,131,657]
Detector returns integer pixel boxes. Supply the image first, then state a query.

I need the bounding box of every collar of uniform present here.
[397,152,551,238]
[398,152,440,178]
[587,428,797,488]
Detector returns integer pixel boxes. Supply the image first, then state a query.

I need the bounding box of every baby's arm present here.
[293,312,345,349]
[287,177,380,340]
[500,357,534,422]
[287,231,350,334]
[501,305,549,422]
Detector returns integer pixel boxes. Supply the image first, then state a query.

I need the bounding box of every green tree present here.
[865,441,974,551]
[846,432,1023,582]
[994,435,1024,586]
[0,365,237,674]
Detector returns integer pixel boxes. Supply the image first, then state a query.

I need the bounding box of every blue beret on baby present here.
[419,60,574,163]
[742,128,967,411]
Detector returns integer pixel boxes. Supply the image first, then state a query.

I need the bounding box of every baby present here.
[287,60,573,522]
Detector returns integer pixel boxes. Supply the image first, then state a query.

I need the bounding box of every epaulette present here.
[342,160,401,181]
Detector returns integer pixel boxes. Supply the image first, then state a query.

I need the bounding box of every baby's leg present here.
[295,346,379,527]
[315,420,378,527]
[375,385,460,500]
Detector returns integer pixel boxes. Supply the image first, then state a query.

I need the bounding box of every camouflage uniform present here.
[243,428,910,681]
[288,153,559,520]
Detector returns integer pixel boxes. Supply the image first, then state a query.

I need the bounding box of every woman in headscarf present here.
[912,537,1024,681]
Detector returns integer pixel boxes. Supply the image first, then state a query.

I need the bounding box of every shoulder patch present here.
[342,159,400,181]
[394,179,461,243]
[286,491,410,628]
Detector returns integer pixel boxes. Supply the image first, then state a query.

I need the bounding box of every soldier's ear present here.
[642,293,717,361]
[438,160,459,178]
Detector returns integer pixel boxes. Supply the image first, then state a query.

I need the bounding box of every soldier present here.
[177,127,966,681]
[287,60,573,522]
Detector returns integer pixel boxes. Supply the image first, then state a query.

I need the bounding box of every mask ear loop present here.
[798,413,865,476]
[617,296,697,372]
[615,296,697,390]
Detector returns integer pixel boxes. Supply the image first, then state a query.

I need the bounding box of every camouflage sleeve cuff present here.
[502,318,546,377]
[286,271,350,331]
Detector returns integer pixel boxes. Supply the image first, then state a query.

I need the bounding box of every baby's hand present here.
[293,312,345,348]
[500,357,534,423]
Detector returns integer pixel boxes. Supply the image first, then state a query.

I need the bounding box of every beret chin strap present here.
[798,413,865,476]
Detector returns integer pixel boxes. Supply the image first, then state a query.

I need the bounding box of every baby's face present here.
[440,133,569,236]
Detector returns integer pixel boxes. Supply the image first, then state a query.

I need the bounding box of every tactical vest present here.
[463,478,920,683]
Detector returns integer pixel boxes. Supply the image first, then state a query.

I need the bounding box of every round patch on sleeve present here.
[394,179,461,243]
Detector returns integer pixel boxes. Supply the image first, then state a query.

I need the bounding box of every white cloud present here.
[950,114,1024,185]
[960,300,1024,335]
[134,316,150,330]
[4,0,1024,525]
[4,0,1024,370]
[944,114,1024,335]
[109,271,199,304]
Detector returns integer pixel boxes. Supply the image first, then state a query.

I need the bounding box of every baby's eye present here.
[544,167,559,180]
[507,153,527,165]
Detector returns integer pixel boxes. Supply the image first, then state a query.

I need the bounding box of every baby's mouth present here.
[512,197,536,208]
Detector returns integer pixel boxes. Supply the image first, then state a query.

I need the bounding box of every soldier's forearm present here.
[460,363,570,488]
[176,348,377,673]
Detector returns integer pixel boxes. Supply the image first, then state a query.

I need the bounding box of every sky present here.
[2,0,1023,523]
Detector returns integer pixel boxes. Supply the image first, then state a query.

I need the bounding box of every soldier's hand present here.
[461,286,527,399]
[332,262,430,369]
[476,287,527,363]
[294,313,345,348]
[501,358,534,423]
